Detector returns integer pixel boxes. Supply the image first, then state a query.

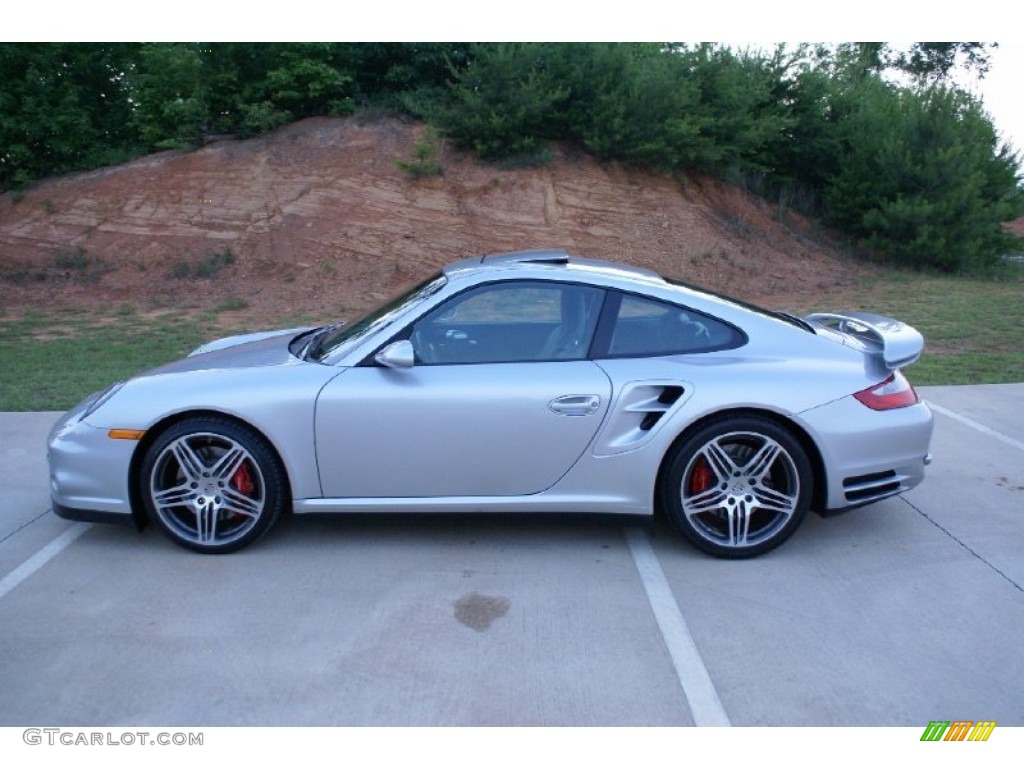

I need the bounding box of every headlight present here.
[81,381,126,420]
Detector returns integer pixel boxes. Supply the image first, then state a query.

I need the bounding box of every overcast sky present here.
[965,44,1023,153]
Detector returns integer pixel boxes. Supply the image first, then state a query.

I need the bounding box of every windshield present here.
[310,272,447,362]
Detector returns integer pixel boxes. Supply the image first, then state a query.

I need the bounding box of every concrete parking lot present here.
[1,385,1021,726]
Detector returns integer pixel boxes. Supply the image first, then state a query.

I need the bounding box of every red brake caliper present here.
[231,463,255,518]
[689,458,714,495]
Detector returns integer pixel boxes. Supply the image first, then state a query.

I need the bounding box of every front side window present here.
[410,281,604,364]
[605,293,743,357]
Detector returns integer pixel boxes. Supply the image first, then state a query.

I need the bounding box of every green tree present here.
[130,43,207,149]
[127,43,359,147]
[673,44,792,176]
[435,42,572,158]
[0,43,140,188]
[436,42,791,175]
[826,80,1023,271]
[829,42,997,82]
[264,43,353,118]
[336,43,468,104]
[896,42,998,81]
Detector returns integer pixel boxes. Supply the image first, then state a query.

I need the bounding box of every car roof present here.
[444,249,666,285]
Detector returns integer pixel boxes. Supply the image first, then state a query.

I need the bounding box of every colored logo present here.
[920,721,996,741]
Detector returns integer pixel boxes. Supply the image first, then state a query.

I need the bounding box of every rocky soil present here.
[0,116,875,325]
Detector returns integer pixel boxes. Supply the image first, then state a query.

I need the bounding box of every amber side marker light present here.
[108,429,146,441]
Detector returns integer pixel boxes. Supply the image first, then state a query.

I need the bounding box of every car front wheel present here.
[661,416,812,558]
[141,417,285,553]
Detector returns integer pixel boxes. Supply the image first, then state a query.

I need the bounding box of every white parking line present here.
[0,524,90,601]
[926,401,1024,452]
[625,527,731,726]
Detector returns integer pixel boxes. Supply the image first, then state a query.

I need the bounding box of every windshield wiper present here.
[302,322,345,361]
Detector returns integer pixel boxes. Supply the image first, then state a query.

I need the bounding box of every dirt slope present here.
[0,116,869,323]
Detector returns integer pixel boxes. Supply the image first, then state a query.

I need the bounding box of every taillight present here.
[854,372,919,410]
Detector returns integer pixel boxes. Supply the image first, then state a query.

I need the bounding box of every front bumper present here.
[47,405,137,523]
[52,500,137,526]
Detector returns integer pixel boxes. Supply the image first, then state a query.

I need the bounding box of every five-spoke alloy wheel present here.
[662,416,812,558]
[141,417,286,553]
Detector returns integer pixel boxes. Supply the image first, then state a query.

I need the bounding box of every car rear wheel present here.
[141,417,285,553]
[661,416,812,558]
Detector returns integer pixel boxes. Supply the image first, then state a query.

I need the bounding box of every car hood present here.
[144,327,312,376]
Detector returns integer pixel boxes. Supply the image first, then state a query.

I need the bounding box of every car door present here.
[314,281,611,498]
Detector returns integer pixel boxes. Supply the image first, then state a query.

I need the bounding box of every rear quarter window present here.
[603,293,744,357]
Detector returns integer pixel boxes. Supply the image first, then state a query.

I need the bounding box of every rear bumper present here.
[818,452,932,517]
[799,396,934,512]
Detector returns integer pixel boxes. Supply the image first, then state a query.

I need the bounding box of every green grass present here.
[0,266,1021,411]
[878,276,1024,386]
[0,307,255,411]
[789,265,1024,386]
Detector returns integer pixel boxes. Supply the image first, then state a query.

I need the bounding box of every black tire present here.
[660,416,812,558]
[140,417,286,553]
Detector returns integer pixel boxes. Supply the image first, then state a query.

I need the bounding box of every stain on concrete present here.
[996,476,1024,491]
[454,592,510,632]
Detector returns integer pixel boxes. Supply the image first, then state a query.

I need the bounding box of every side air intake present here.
[595,382,688,455]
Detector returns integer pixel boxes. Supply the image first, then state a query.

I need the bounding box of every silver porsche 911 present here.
[48,249,933,558]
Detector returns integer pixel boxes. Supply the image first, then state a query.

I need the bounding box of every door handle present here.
[548,394,601,416]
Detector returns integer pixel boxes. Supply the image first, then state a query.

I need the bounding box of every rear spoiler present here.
[804,312,924,370]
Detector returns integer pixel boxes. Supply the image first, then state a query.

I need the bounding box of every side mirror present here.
[374,340,415,369]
